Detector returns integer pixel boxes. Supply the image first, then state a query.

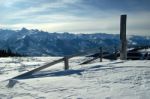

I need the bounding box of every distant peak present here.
[20,27,29,32]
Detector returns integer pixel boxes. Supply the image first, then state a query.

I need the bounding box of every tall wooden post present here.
[120,15,127,60]
[64,57,69,70]
[99,47,103,62]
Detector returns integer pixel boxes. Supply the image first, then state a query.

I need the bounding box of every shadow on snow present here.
[14,62,150,80]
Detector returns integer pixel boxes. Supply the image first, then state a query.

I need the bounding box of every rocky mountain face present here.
[0,28,149,56]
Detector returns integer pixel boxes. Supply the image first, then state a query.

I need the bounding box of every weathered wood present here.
[80,53,113,65]
[12,58,65,79]
[120,15,127,60]
[64,57,69,70]
[80,56,99,65]
[10,48,99,80]
[99,47,103,62]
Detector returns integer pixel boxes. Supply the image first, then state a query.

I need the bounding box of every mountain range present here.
[0,28,149,56]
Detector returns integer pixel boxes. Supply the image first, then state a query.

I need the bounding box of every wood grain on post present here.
[64,57,69,70]
[100,47,103,62]
[120,15,127,60]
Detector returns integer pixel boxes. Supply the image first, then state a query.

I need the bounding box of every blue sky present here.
[0,0,150,35]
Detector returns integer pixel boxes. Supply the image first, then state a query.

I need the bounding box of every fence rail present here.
[7,47,101,87]
[6,14,150,87]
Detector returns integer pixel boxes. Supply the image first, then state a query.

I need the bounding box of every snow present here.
[0,57,150,99]
[139,48,150,52]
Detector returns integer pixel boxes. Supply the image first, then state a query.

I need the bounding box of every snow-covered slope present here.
[0,57,150,99]
[0,28,149,56]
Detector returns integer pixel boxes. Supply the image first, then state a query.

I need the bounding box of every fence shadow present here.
[14,62,150,80]
[17,69,85,79]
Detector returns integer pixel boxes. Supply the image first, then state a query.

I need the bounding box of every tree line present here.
[0,49,22,57]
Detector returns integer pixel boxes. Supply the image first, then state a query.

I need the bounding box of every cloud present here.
[0,0,150,35]
[80,0,150,12]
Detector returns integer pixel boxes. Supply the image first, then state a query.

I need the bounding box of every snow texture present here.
[0,57,150,99]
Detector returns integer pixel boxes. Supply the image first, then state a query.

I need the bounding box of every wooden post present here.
[64,57,69,70]
[120,15,127,60]
[99,47,103,62]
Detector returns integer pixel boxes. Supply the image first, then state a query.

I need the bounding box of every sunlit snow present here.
[0,57,150,99]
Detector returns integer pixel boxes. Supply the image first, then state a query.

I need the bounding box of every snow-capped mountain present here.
[0,28,149,56]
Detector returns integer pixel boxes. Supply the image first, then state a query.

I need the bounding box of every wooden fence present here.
[7,14,150,88]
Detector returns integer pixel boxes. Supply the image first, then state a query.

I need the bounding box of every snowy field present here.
[0,57,150,99]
